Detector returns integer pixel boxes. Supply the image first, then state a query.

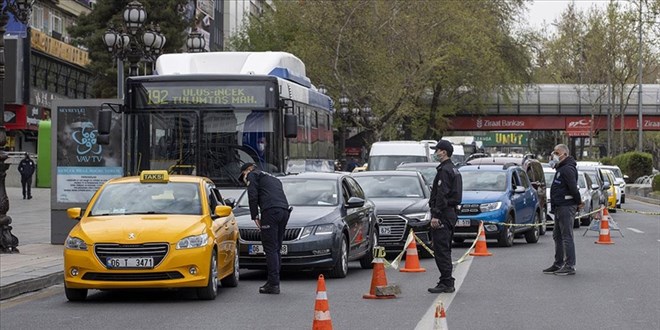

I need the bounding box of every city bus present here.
[98,52,334,190]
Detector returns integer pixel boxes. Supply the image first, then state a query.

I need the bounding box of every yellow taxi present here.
[63,171,239,301]
[603,171,618,211]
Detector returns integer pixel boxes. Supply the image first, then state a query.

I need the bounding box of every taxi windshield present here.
[89,182,202,216]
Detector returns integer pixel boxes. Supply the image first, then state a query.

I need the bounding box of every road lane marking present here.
[626,227,644,234]
[415,255,474,330]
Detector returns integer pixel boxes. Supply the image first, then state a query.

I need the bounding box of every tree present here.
[68,0,192,98]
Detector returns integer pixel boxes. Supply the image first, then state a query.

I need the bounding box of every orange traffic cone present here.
[363,256,396,299]
[433,303,448,330]
[595,208,614,245]
[469,222,493,256]
[400,235,426,272]
[312,274,333,330]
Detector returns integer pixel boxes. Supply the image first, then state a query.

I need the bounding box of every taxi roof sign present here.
[140,170,170,183]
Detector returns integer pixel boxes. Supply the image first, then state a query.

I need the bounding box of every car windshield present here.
[369,156,428,171]
[89,182,202,216]
[606,167,623,179]
[544,172,555,184]
[578,174,586,188]
[461,170,507,192]
[281,179,338,206]
[396,166,437,184]
[354,175,424,198]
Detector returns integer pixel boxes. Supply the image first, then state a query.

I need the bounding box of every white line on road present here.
[626,227,644,234]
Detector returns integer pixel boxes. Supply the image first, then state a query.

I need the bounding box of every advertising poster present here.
[55,105,123,203]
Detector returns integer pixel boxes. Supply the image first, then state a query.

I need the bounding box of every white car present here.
[543,168,555,225]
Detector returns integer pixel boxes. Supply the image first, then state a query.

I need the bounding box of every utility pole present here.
[636,0,643,152]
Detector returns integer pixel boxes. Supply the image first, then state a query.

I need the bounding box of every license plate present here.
[379,226,392,235]
[106,257,154,269]
[248,244,288,255]
[456,219,471,227]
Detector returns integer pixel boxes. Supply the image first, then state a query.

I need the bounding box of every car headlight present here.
[300,226,314,239]
[405,211,431,223]
[314,224,334,235]
[479,202,502,212]
[65,236,88,250]
[176,233,209,249]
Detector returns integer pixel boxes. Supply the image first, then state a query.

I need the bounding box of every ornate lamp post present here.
[0,0,33,253]
[185,28,206,53]
[102,1,166,77]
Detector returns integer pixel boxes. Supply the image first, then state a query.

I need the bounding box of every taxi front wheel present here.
[65,285,88,302]
[197,250,219,300]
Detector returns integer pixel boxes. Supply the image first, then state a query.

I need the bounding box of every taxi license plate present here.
[249,244,288,255]
[379,226,391,235]
[106,257,154,268]
[456,219,471,227]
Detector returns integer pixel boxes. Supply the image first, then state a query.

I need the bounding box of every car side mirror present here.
[623,174,629,180]
[346,196,365,208]
[224,198,236,208]
[591,184,599,190]
[214,205,232,217]
[67,207,82,220]
[602,182,610,190]
[514,186,526,194]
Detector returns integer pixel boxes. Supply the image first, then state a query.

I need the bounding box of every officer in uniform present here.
[18,152,36,200]
[239,163,291,294]
[427,140,462,293]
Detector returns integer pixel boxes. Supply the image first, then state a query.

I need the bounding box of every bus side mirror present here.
[285,114,297,138]
[98,108,112,135]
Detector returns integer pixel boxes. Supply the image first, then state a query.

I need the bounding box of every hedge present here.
[611,152,653,183]
[653,175,660,192]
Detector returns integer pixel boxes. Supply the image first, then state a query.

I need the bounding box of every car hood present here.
[234,206,339,228]
[461,191,506,204]
[76,215,205,244]
[368,198,428,214]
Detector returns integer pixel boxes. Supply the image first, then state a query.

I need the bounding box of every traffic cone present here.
[400,235,426,272]
[312,274,333,330]
[469,222,493,256]
[433,303,448,330]
[595,208,614,245]
[363,256,396,299]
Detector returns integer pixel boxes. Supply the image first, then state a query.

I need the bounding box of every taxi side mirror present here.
[214,205,232,217]
[67,207,82,220]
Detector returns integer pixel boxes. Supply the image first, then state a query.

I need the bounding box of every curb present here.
[0,272,63,301]
[627,194,660,206]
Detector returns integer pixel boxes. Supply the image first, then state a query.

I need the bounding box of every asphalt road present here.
[1,199,657,330]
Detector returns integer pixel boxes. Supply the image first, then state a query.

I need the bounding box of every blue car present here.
[453,164,542,247]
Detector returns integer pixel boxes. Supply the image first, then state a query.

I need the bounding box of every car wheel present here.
[524,212,540,243]
[221,243,239,288]
[197,249,218,300]
[64,285,87,302]
[329,234,348,278]
[359,228,376,269]
[497,214,514,247]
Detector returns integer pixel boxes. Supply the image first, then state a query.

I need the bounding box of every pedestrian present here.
[427,140,462,293]
[544,144,583,276]
[18,152,36,200]
[239,163,291,294]
[346,157,359,172]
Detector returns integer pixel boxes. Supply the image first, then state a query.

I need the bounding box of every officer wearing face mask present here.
[427,140,462,294]
[238,163,290,294]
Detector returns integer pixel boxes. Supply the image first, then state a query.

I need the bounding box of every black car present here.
[352,171,432,254]
[232,172,377,278]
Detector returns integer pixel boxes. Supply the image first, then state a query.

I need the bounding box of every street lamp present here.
[0,0,34,253]
[102,1,166,77]
[185,28,206,53]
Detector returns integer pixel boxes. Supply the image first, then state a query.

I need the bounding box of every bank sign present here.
[476,132,529,147]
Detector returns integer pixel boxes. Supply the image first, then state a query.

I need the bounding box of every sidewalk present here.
[0,187,63,301]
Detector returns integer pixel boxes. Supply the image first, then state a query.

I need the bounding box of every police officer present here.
[18,152,36,200]
[428,140,462,293]
[544,144,582,276]
[239,163,290,294]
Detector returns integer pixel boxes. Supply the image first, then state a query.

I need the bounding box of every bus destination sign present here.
[133,83,269,108]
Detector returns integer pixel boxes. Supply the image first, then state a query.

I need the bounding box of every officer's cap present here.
[430,140,453,156]
[238,163,256,182]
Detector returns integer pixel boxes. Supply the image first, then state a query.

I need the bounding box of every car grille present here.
[82,271,184,281]
[239,228,301,242]
[95,243,169,268]
[459,204,481,215]
[377,215,407,243]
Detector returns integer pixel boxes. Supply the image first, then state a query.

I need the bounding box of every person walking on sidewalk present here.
[544,144,583,276]
[18,152,36,200]
[427,140,462,293]
[239,163,291,294]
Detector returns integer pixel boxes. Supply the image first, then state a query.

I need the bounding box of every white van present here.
[367,141,432,171]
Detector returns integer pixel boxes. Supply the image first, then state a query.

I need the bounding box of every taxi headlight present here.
[300,226,314,239]
[405,211,431,223]
[314,224,334,235]
[177,233,209,249]
[480,202,502,213]
[65,236,88,250]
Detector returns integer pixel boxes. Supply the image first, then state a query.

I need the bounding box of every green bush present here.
[600,157,613,165]
[653,175,660,192]
[612,152,653,183]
